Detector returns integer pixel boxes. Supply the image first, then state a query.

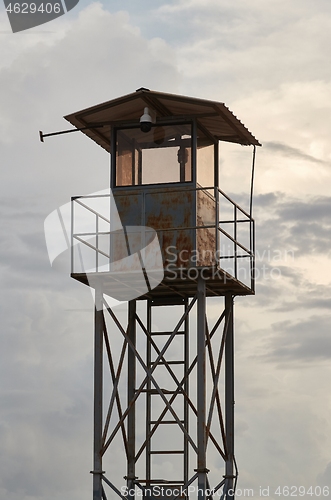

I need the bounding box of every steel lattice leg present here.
[127,301,137,500]
[197,275,208,499]
[93,288,104,500]
[95,291,236,500]
[225,294,235,498]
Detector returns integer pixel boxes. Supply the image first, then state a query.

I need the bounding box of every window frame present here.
[111,119,197,190]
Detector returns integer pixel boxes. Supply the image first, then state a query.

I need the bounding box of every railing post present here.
[234,206,237,280]
[251,218,255,292]
[215,187,219,266]
[71,198,74,274]
[96,214,99,272]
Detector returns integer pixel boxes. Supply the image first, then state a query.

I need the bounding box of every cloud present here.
[0,1,179,247]
[264,141,328,165]
[234,192,331,318]
[1,1,331,498]
[0,5,180,499]
[253,193,331,259]
[262,315,331,363]
[277,197,331,224]
[317,462,331,487]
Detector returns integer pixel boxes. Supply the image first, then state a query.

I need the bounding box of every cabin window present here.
[115,123,192,187]
[197,142,215,188]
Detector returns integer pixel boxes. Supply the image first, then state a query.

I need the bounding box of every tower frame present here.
[61,89,260,500]
[89,281,237,500]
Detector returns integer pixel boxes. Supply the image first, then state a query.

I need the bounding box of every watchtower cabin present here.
[66,89,260,300]
[62,89,260,500]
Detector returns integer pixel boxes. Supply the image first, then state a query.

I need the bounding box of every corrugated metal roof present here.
[64,88,261,152]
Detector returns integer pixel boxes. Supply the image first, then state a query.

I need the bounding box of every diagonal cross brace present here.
[135,308,227,462]
[102,296,198,455]
[206,307,232,449]
[102,322,128,453]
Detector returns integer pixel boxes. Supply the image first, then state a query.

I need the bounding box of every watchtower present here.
[64,89,260,500]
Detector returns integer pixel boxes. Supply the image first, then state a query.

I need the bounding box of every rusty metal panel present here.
[145,190,194,268]
[113,187,218,270]
[196,189,216,266]
[114,192,143,227]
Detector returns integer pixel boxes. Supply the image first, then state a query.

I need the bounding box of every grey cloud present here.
[264,141,327,164]
[272,282,331,312]
[254,192,279,208]
[277,197,331,223]
[153,0,331,102]
[253,193,331,257]
[285,221,331,255]
[266,315,331,363]
[0,7,181,498]
[317,462,331,487]
[221,191,330,311]
[2,0,331,497]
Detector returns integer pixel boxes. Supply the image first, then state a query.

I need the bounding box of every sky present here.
[1,0,331,499]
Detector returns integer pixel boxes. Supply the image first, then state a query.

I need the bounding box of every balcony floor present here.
[71,266,254,302]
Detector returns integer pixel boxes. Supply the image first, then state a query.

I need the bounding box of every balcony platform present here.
[71,265,254,302]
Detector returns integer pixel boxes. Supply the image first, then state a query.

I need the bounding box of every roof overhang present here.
[64,88,261,152]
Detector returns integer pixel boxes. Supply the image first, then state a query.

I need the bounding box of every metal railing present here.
[216,187,255,291]
[71,186,255,291]
[71,193,113,275]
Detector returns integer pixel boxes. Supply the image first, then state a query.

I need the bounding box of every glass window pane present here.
[197,143,214,187]
[116,131,134,186]
[117,148,133,186]
[115,124,192,186]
